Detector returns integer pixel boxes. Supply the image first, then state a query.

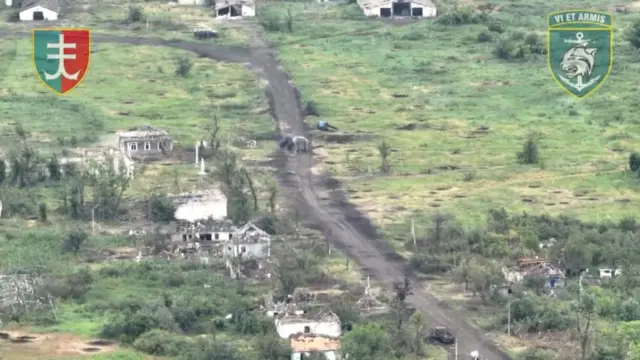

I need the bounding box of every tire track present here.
[0,30,511,360]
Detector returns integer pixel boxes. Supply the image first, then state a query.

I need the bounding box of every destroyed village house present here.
[115,125,173,161]
[222,221,271,260]
[357,0,435,18]
[215,0,255,19]
[275,311,341,339]
[291,333,341,360]
[503,257,564,288]
[170,219,237,243]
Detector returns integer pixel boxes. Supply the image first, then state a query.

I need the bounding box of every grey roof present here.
[21,0,59,11]
[215,0,254,10]
[357,0,434,9]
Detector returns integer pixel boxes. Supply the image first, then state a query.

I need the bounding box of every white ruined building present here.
[290,334,341,360]
[171,189,227,222]
[357,0,436,18]
[275,311,341,339]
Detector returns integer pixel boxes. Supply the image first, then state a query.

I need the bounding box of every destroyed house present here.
[215,0,255,19]
[504,257,564,288]
[116,125,173,161]
[275,311,341,339]
[222,221,271,259]
[170,220,237,243]
[357,0,436,18]
[290,334,340,360]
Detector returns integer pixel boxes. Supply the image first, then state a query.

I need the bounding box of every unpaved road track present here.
[2,30,511,360]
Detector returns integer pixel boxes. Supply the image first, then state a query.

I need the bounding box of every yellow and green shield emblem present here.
[547,10,612,99]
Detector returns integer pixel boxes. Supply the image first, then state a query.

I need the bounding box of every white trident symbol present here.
[44,34,80,81]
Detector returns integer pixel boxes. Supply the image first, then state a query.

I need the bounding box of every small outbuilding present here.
[357,0,436,18]
[115,125,173,161]
[19,0,59,21]
[215,0,255,19]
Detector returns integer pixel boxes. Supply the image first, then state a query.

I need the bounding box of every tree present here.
[255,334,290,360]
[340,324,394,360]
[211,149,253,224]
[377,139,392,173]
[267,181,278,213]
[573,292,596,360]
[392,276,412,329]
[86,155,131,220]
[409,310,426,356]
[47,154,61,181]
[147,194,176,222]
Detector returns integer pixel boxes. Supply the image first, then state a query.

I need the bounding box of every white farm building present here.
[19,0,59,21]
[357,0,436,18]
[215,0,255,19]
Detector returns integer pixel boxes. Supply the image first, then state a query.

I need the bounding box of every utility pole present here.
[454,338,458,360]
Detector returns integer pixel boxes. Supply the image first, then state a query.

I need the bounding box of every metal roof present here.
[215,0,254,10]
[21,0,59,11]
[357,0,435,9]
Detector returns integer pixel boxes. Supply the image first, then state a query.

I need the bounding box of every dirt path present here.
[0,30,510,359]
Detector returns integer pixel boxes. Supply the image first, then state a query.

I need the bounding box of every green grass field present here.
[260,0,640,229]
[0,37,272,204]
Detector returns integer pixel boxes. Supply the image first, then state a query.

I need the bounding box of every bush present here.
[477,30,493,42]
[101,302,179,344]
[409,253,451,274]
[626,20,640,49]
[629,152,640,172]
[436,8,488,25]
[62,229,88,253]
[488,22,504,33]
[175,57,192,77]
[303,100,320,117]
[127,6,144,22]
[133,329,190,356]
[147,194,176,222]
[46,268,93,301]
[517,136,539,164]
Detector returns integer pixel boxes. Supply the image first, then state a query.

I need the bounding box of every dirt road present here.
[2,30,511,359]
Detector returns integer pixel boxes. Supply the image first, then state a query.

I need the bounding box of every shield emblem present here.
[32,28,91,95]
[547,11,612,99]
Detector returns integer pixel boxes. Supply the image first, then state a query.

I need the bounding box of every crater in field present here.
[545,202,556,206]
[616,198,631,203]
[428,203,441,207]
[453,194,466,198]
[11,336,37,343]
[521,197,535,203]
[560,201,570,204]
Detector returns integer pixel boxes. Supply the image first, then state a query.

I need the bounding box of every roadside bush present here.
[303,100,320,117]
[518,348,558,360]
[127,6,144,22]
[629,152,640,172]
[175,57,193,77]
[133,329,190,356]
[409,253,451,274]
[0,159,5,184]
